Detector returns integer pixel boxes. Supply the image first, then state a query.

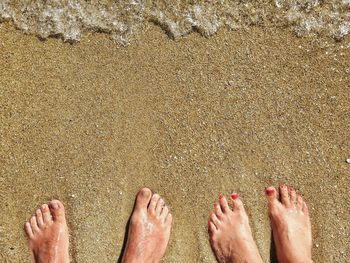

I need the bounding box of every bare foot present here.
[122,188,173,263]
[25,200,69,263]
[208,193,263,263]
[266,184,313,263]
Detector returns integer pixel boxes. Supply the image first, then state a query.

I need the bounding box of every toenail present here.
[265,188,275,195]
[141,188,151,197]
[231,193,239,200]
[51,203,59,210]
[219,194,223,199]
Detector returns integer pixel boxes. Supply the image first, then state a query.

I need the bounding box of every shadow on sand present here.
[117,218,130,263]
[270,231,278,263]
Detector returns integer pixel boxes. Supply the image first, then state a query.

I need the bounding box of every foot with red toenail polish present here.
[208,193,263,263]
[265,185,313,263]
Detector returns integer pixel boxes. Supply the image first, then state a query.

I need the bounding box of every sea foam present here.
[0,0,349,45]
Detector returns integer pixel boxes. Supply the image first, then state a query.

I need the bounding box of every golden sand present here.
[1,23,350,262]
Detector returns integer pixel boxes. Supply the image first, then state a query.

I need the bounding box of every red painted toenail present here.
[231,193,239,199]
[219,194,223,199]
[265,188,275,195]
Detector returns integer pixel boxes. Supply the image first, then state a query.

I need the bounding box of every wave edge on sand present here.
[1,0,350,45]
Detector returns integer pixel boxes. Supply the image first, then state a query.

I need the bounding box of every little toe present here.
[25,222,34,239]
[302,201,309,215]
[218,194,230,213]
[231,193,244,211]
[30,216,40,233]
[214,203,223,218]
[48,200,66,223]
[155,198,164,216]
[160,205,169,222]
[135,187,152,210]
[209,212,221,228]
[208,221,217,233]
[289,186,296,207]
[279,183,291,207]
[148,193,160,213]
[35,209,44,228]
[165,213,173,226]
[297,195,304,210]
[41,204,52,223]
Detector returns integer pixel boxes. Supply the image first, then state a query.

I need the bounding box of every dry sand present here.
[1,22,350,262]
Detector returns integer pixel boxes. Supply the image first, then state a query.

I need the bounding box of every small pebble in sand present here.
[346,158,350,164]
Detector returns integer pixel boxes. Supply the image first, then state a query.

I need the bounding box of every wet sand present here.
[1,23,350,262]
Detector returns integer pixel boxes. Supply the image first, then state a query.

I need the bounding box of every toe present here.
[208,221,217,233]
[30,216,40,233]
[302,201,309,215]
[135,187,152,210]
[265,186,277,202]
[165,213,173,226]
[231,193,244,211]
[155,198,164,216]
[279,183,291,207]
[214,203,223,218]
[218,194,230,213]
[148,193,160,213]
[265,186,280,213]
[48,200,66,223]
[41,204,52,223]
[160,205,169,222]
[25,222,34,239]
[289,186,296,206]
[297,195,303,210]
[209,212,221,228]
[35,209,44,228]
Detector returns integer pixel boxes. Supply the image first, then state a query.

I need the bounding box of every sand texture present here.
[1,23,350,262]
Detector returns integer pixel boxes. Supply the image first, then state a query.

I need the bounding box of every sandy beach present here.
[1,21,350,262]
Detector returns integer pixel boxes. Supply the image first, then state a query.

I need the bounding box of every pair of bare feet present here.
[25,184,312,263]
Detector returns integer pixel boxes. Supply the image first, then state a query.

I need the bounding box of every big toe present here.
[265,186,282,216]
[48,200,66,222]
[135,187,152,210]
[265,186,278,203]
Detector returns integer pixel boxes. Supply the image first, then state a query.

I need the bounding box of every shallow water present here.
[1,0,350,45]
[1,1,350,263]
[1,23,350,262]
